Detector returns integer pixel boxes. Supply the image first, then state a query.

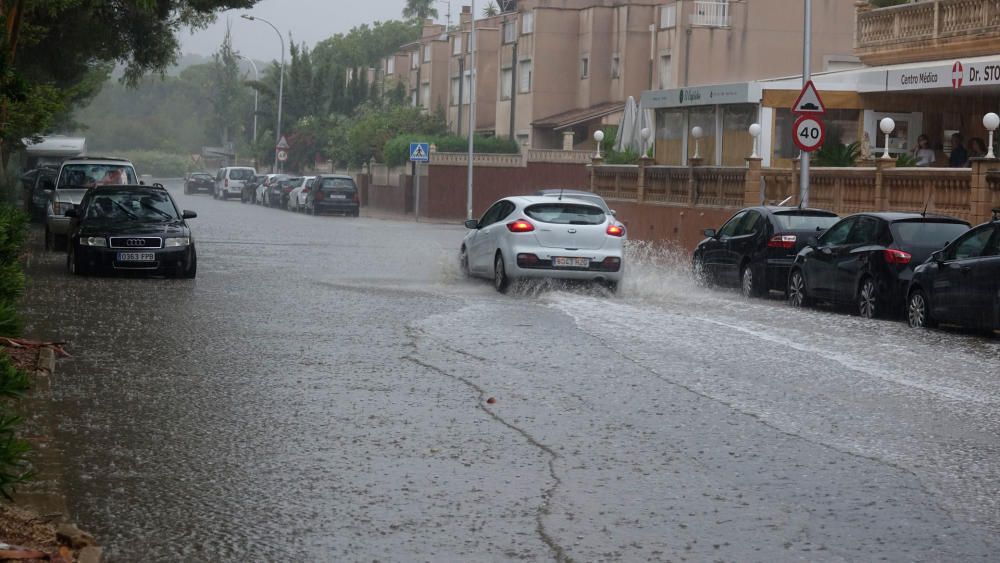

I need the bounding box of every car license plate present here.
[117,252,155,262]
[328,194,347,199]
[552,257,590,268]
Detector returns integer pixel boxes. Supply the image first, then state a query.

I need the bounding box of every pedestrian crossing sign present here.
[409,142,430,162]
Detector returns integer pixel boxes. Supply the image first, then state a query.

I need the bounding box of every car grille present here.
[109,237,163,249]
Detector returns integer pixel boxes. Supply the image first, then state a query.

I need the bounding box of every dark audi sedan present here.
[305,175,360,216]
[65,184,198,278]
[694,206,839,297]
[183,172,214,194]
[788,212,970,318]
[906,210,1000,331]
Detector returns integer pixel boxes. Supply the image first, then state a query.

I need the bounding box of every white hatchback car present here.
[461,196,625,293]
[287,176,315,211]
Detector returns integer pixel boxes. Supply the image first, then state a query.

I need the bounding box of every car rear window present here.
[890,220,970,248]
[228,168,255,180]
[772,212,839,231]
[320,178,356,191]
[524,203,605,225]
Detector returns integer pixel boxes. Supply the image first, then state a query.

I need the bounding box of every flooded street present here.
[19,180,1000,561]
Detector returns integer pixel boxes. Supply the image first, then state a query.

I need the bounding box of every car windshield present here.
[890,220,970,248]
[58,164,137,188]
[319,178,356,191]
[525,203,605,225]
[85,190,179,222]
[229,169,254,180]
[773,212,840,231]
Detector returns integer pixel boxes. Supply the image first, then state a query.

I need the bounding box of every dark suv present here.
[305,175,360,217]
[788,212,970,318]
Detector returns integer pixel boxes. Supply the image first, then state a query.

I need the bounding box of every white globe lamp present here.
[594,130,605,159]
[691,126,704,159]
[748,123,762,159]
[983,112,999,159]
[879,117,896,160]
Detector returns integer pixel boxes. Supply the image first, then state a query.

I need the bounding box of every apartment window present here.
[451,77,461,106]
[500,68,513,100]
[580,56,590,79]
[411,89,418,106]
[421,83,431,108]
[658,55,673,89]
[453,36,462,55]
[521,11,534,34]
[423,44,431,62]
[660,4,677,29]
[386,58,395,75]
[611,54,620,79]
[519,60,533,93]
[462,71,472,104]
[503,21,516,44]
[410,51,419,69]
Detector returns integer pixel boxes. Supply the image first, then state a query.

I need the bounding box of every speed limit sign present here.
[793,115,825,152]
[276,150,288,162]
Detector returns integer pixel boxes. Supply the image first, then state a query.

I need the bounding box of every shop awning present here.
[532,102,625,131]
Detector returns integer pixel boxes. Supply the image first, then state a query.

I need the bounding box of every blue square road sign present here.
[409,142,430,163]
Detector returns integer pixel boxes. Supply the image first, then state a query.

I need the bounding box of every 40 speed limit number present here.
[793,115,825,152]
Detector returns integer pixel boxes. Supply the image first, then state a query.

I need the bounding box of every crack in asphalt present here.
[403,325,571,563]
[566,315,964,527]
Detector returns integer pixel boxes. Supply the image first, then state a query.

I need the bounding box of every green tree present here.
[206,27,247,149]
[403,0,438,21]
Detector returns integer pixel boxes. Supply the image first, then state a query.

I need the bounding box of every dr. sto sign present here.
[793,115,825,152]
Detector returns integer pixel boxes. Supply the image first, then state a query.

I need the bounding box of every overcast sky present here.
[179,0,448,61]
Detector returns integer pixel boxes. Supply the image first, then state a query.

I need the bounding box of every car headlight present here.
[80,237,106,247]
[164,237,190,248]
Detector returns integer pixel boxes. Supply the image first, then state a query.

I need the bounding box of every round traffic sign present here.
[276,150,288,162]
[793,115,825,153]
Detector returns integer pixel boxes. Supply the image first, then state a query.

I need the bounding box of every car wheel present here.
[740,263,762,298]
[494,254,510,294]
[460,246,470,277]
[907,289,936,328]
[603,280,619,294]
[693,256,712,287]
[182,247,197,279]
[858,277,879,319]
[788,270,811,308]
[67,244,87,276]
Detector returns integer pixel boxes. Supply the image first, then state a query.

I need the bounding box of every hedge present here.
[383,134,520,167]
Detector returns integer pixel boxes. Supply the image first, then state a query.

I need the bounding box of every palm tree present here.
[403,0,439,21]
[483,2,499,17]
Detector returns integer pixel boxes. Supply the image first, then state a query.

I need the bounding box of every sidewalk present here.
[361,207,463,227]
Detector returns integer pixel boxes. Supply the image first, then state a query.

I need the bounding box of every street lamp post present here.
[241,14,285,173]
[235,54,259,150]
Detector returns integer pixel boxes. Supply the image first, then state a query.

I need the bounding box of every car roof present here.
[317,174,354,179]
[535,188,596,196]
[61,157,133,165]
[757,206,838,215]
[846,211,968,223]
[89,184,167,192]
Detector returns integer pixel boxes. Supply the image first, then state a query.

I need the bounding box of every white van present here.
[215,167,257,200]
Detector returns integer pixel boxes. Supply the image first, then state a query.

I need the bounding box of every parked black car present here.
[64,184,198,278]
[184,172,214,194]
[906,209,1000,331]
[693,206,840,297]
[242,174,267,203]
[264,174,292,207]
[305,175,360,217]
[788,212,970,318]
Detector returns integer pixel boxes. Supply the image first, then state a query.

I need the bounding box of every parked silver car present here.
[461,196,626,293]
[45,157,138,251]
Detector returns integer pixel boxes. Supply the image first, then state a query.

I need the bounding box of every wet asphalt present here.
[18,179,1000,561]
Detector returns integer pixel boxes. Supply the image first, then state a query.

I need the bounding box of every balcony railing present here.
[857,0,1000,51]
[690,1,731,28]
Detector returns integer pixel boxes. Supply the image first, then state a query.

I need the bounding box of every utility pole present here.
[241,14,285,174]
[466,0,477,220]
[800,0,812,208]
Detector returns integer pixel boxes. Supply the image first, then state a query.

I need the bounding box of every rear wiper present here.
[569,220,593,225]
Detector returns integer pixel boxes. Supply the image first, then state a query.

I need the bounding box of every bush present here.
[0,206,31,499]
[814,141,861,167]
[383,134,520,167]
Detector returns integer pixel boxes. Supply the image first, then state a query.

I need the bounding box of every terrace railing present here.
[856,0,1000,62]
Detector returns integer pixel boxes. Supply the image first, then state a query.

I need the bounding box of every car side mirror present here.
[931,250,944,263]
[182,210,197,219]
[464,219,479,230]
[806,236,819,248]
[703,228,717,239]
[609,209,617,217]
[41,179,55,190]
[64,208,78,218]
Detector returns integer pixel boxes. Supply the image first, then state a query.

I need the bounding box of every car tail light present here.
[602,257,622,271]
[884,248,912,265]
[768,234,797,249]
[517,253,540,267]
[352,192,359,204]
[507,219,535,233]
[606,224,625,237]
[225,179,229,188]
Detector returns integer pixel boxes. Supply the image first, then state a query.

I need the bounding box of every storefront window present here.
[722,105,756,166]
[688,106,716,163]
[774,109,798,162]
[655,109,685,165]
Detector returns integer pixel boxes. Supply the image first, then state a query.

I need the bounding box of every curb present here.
[35,347,55,379]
